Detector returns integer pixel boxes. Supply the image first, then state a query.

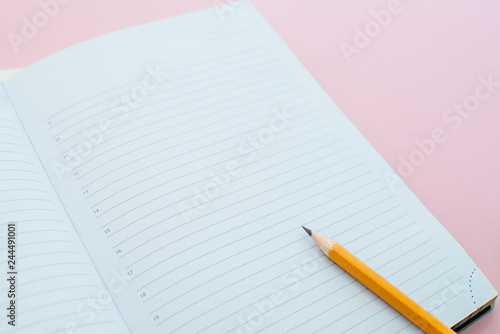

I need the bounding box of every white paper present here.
[0,86,129,334]
[4,2,496,333]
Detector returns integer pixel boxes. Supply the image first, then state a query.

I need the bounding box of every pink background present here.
[1,0,498,332]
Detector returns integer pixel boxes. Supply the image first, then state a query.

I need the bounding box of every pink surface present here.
[1,0,498,332]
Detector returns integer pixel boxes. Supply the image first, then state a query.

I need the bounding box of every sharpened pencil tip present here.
[302,226,312,236]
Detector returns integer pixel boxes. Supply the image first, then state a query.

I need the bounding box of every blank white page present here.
[0,86,129,334]
[4,2,496,333]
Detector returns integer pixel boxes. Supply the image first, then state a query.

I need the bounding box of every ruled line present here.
[311,255,449,333]
[65,65,293,161]
[8,272,90,287]
[13,309,111,330]
[0,150,30,156]
[44,45,270,123]
[163,208,410,331]
[21,285,98,300]
[0,133,22,140]
[52,53,281,141]
[130,181,389,275]
[23,296,92,313]
[0,117,14,123]
[102,118,329,234]
[194,218,420,333]
[271,254,448,334]
[138,168,372,292]
[86,100,314,203]
[0,168,38,174]
[22,262,86,273]
[118,152,357,258]
[55,61,288,143]
[149,187,388,322]
[0,198,54,204]
[198,230,429,333]
[78,98,311,189]
[76,95,309,174]
[0,188,47,193]
[76,85,306,185]
[95,105,317,216]
[52,52,277,135]
[0,178,43,183]
[98,114,327,225]
[140,182,384,292]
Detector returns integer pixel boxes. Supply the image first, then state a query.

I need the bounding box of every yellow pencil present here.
[302,226,455,334]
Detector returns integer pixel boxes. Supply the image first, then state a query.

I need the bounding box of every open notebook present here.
[0,2,496,333]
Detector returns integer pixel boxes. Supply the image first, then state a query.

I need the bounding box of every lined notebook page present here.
[0,86,130,333]
[5,2,496,333]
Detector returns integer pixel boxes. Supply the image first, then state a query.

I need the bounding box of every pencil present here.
[302,226,455,334]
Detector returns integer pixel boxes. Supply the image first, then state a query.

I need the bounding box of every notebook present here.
[0,2,496,333]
